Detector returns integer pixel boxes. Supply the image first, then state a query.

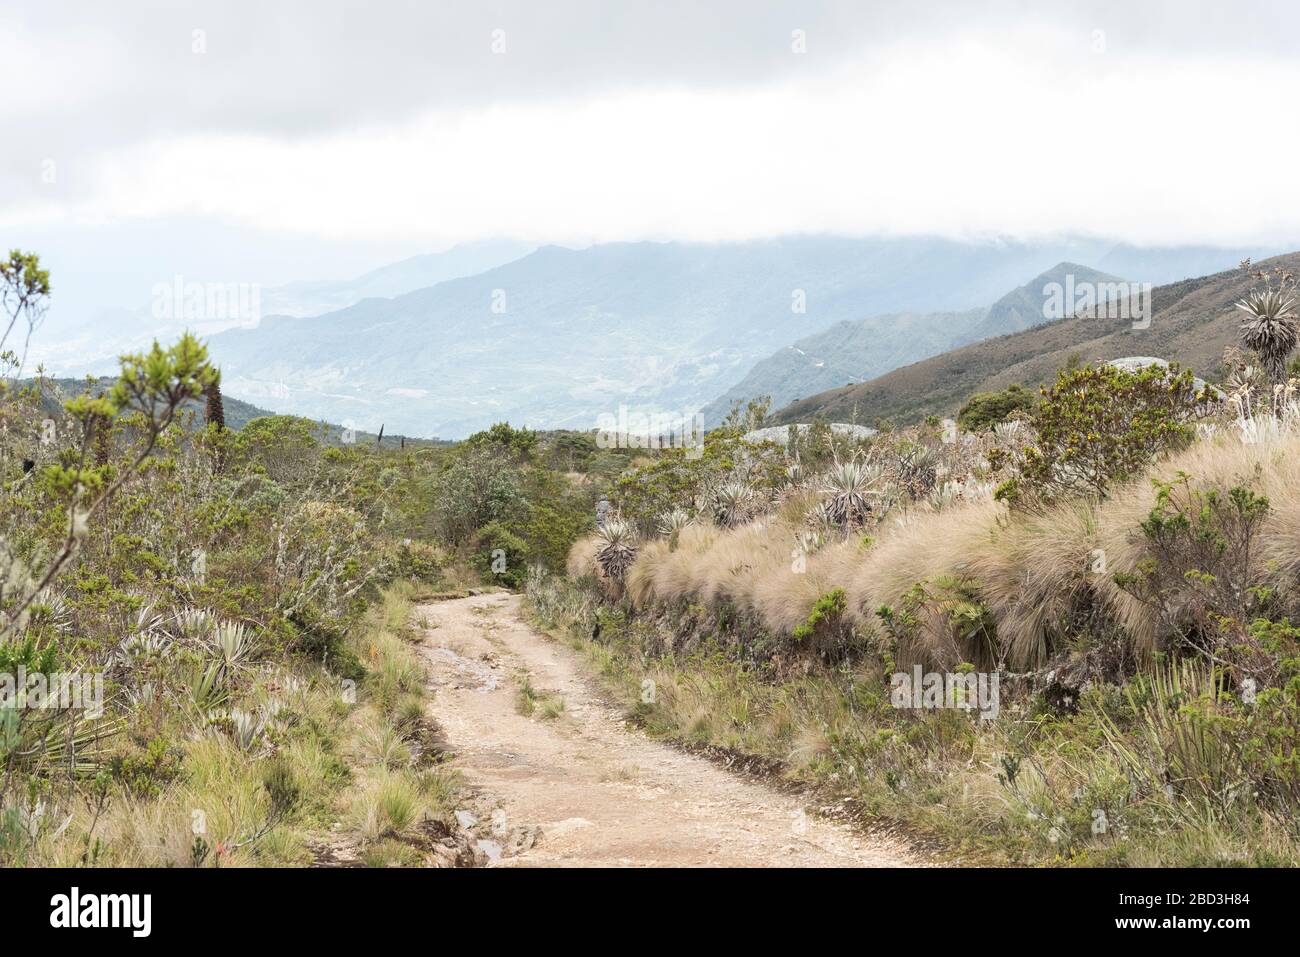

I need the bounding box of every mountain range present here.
[770,252,1299,428]
[256,240,536,319]
[33,241,535,380]
[701,262,1126,422]
[199,236,1277,438]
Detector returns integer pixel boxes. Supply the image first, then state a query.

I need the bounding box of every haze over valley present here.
[37,235,1279,438]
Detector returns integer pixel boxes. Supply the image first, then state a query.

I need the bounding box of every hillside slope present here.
[703,262,1126,423]
[772,253,1297,427]
[701,308,986,423]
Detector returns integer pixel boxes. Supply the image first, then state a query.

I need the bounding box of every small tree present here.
[0,250,50,373]
[463,422,537,461]
[474,521,529,588]
[204,373,227,472]
[994,362,1204,507]
[720,394,772,434]
[2,333,218,640]
[423,445,529,545]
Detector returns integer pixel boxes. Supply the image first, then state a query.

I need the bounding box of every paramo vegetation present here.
[545,267,1300,865]
[5,248,1300,867]
[0,251,609,866]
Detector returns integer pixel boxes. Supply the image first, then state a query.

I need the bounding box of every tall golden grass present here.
[572,427,1300,670]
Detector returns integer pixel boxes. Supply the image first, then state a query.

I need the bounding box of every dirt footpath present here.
[415,591,918,867]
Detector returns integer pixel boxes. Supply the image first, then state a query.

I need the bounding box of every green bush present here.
[391,539,446,582]
[791,588,854,659]
[463,422,538,461]
[421,446,529,545]
[288,605,365,679]
[995,363,1204,506]
[611,431,786,531]
[473,521,529,588]
[108,737,184,799]
[518,469,593,570]
[547,432,597,471]
[957,384,1035,432]
[233,415,323,485]
[1115,474,1277,672]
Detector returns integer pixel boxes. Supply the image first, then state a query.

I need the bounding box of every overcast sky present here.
[4,0,1299,324]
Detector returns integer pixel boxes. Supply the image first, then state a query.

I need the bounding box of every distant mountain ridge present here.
[33,241,536,378]
[202,236,1279,438]
[963,262,1125,341]
[701,307,986,423]
[770,251,1300,429]
[703,262,1126,422]
[258,240,536,318]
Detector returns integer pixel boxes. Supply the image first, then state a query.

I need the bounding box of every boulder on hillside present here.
[1105,356,1223,398]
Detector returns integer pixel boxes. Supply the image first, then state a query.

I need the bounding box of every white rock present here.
[741,423,877,445]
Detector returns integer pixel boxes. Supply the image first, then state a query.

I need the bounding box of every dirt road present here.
[415,591,918,867]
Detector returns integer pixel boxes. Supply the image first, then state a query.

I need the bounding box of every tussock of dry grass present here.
[566,534,601,579]
[530,572,1300,866]
[579,429,1300,669]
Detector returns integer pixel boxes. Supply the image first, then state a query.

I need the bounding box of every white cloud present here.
[6,19,1300,247]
